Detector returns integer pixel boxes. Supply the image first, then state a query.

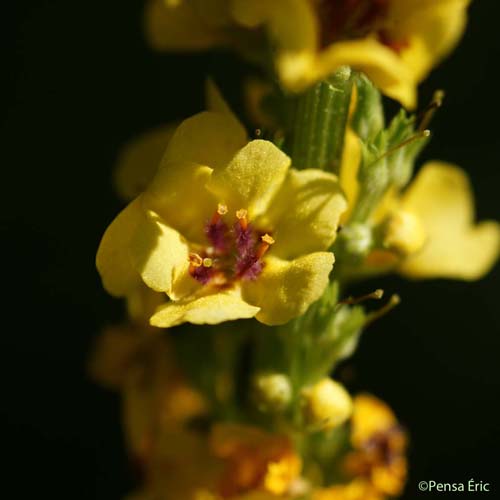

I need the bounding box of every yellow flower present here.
[301,378,353,431]
[233,0,470,107]
[210,423,302,497]
[391,162,500,280]
[146,1,470,108]
[97,110,346,328]
[342,394,407,498]
[340,132,500,280]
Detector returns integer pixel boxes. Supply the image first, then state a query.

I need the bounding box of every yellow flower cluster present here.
[92,3,499,500]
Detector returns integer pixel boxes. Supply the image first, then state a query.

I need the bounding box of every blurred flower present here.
[341,394,407,498]
[340,133,500,280]
[146,0,470,108]
[96,109,346,327]
[210,423,302,497]
[88,326,207,463]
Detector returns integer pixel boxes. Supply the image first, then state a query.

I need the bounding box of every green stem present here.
[284,67,354,173]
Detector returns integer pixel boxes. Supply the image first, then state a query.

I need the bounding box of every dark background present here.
[2,1,499,498]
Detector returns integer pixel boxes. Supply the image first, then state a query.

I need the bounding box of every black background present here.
[2,1,499,498]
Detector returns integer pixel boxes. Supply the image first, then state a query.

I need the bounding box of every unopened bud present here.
[252,372,292,413]
[301,378,352,431]
[342,222,373,256]
[383,210,426,255]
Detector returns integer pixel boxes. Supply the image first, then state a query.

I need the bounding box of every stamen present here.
[189,253,203,268]
[256,234,275,259]
[236,209,248,230]
[376,130,430,163]
[418,90,445,131]
[211,203,228,225]
[203,257,213,268]
[365,294,401,326]
[340,289,384,305]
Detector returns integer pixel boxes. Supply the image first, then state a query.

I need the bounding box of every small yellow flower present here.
[97,110,346,328]
[301,378,353,431]
[393,162,500,280]
[343,394,408,498]
[340,133,500,280]
[146,0,470,108]
[210,423,302,497]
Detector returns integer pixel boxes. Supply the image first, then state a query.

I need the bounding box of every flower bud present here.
[383,210,426,255]
[252,372,292,413]
[342,222,373,256]
[301,378,352,431]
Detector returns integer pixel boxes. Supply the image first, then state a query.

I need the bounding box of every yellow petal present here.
[263,169,347,259]
[399,162,500,280]
[114,124,177,202]
[351,394,397,448]
[144,161,215,243]
[392,0,470,81]
[339,128,361,224]
[96,196,144,297]
[145,0,227,51]
[208,140,290,218]
[163,111,247,170]
[128,210,193,297]
[144,112,247,239]
[150,290,260,328]
[278,38,416,108]
[242,253,334,325]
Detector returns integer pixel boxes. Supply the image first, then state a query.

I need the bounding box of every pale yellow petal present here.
[399,162,500,280]
[144,112,246,241]
[351,394,397,447]
[163,111,247,169]
[145,0,226,51]
[262,169,347,259]
[208,140,290,218]
[128,210,193,297]
[150,290,260,328]
[96,196,144,297]
[278,38,416,108]
[114,124,177,202]
[242,253,334,325]
[144,161,215,243]
[392,0,470,81]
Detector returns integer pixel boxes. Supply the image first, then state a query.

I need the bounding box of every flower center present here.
[188,204,275,286]
[315,0,408,53]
